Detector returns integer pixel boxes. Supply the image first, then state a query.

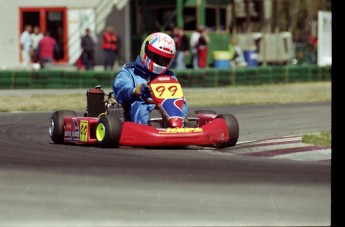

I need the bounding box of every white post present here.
[317,11,332,66]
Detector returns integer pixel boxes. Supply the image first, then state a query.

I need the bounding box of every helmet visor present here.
[145,43,173,67]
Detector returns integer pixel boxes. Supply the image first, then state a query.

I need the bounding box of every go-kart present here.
[49,75,239,148]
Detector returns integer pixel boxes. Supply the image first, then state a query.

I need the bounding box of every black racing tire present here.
[214,114,239,148]
[49,110,77,144]
[96,114,122,148]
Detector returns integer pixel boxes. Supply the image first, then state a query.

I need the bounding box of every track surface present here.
[0,102,331,226]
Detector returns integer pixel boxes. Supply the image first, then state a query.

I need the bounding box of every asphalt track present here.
[0,102,331,226]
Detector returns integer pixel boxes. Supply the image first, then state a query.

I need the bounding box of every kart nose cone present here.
[169,118,183,128]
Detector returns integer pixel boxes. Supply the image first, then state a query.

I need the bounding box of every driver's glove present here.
[133,83,150,99]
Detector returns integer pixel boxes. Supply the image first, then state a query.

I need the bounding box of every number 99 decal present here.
[151,83,183,99]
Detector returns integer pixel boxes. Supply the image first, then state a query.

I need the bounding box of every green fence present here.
[0,65,331,89]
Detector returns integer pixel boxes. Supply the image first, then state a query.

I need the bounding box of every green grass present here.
[302,130,332,147]
[0,81,331,112]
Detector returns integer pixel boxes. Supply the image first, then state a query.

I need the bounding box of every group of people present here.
[170,25,210,69]
[20,25,59,69]
[81,25,211,72]
[190,25,211,69]
[20,24,119,71]
[78,26,119,71]
[21,24,244,72]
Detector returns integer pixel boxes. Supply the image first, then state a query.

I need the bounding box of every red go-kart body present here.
[49,76,239,148]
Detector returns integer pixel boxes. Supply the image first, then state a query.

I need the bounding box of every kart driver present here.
[112,32,188,124]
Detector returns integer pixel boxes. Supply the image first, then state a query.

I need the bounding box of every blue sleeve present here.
[112,69,135,106]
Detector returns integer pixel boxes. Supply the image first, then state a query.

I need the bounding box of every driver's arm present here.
[113,70,136,106]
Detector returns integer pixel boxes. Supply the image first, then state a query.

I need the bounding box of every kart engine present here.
[86,85,106,117]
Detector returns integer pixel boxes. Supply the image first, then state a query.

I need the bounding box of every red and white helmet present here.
[140,32,176,75]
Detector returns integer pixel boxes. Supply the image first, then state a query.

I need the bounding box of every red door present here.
[19,7,68,62]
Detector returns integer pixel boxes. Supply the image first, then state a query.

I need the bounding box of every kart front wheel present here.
[214,114,239,148]
[49,110,77,144]
[96,115,122,148]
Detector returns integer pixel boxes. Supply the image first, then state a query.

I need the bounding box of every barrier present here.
[243,50,258,67]
[0,65,331,89]
[213,51,231,69]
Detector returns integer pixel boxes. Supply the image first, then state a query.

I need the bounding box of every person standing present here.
[20,25,32,69]
[197,26,210,68]
[102,26,118,70]
[229,36,247,67]
[171,26,189,69]
[37,31,59,69]
[30,26,43,63]
[81,28,95,70]
[190,26,202,69]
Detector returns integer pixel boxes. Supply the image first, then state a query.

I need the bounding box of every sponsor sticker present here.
[158,128,203,134]
[64,131,71,137]
[79,120,88,142]
[72,118,79,141]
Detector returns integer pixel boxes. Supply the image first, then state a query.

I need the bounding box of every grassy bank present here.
[302,130,331,147]
[0,81,331,112]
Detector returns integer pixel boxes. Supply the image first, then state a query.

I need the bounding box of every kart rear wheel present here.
[49,110,77,144]
[96,115,122,148]
[214,114,239,148]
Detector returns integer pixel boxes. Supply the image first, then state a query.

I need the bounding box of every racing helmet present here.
[140,32,176,75]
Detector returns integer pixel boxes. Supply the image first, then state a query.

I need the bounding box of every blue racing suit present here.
[112,55,188,124]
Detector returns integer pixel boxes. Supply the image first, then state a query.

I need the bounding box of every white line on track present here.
[191,135,331,162]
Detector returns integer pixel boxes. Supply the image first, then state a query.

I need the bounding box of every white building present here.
[0,0,131,69]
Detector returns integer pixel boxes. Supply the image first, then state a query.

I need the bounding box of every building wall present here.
[0,0,20,68]
[94,5,130,66]
[0,0,130,69]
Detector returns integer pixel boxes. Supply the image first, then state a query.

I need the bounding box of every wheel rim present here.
[96,123,106,142]
[49,119,54,137]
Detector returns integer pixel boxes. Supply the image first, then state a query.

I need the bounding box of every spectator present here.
[197,26,210,68]
[102,26,118,70]
[37,31,59,69]
[171,26,190,69]
[228,36,247,67]
[190,26,202,69]
[81,28,95,70]
[30,26,43,63]
[305,36,318,64]
[20,25,32,69]
[75,54,84,71]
